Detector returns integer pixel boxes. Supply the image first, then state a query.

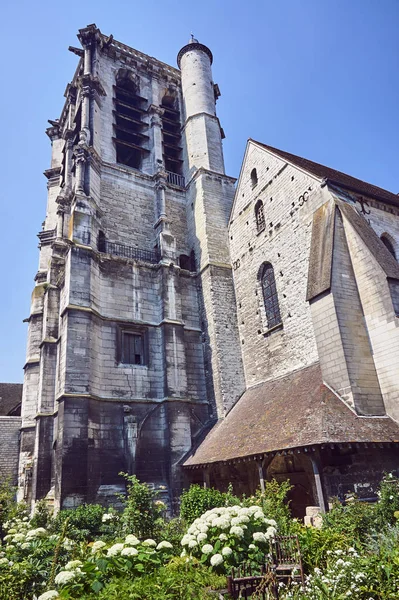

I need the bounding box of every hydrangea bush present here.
[180,504,277,570]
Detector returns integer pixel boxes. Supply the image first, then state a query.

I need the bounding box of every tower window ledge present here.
[262,322,283,337]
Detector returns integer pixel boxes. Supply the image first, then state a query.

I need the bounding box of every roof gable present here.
[254,141,399,208]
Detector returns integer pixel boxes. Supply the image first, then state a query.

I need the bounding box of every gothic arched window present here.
[251,168,258,187]
[260,263,282,329]
[381,234,396,260]
[255,200,265,233]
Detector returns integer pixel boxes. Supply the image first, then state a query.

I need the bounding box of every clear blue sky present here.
[1,0,398,382]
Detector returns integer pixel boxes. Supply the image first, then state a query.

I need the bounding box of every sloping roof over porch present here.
[183,363,399,468]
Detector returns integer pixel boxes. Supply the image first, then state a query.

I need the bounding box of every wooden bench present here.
[225,535,304,599]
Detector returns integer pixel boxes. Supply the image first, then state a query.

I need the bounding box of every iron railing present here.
[99,240,160,264]
[166,171,185,187]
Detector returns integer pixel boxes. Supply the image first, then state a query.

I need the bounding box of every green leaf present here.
[91,579,103,593]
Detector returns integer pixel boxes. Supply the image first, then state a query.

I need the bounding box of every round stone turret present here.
[177,38,215,119]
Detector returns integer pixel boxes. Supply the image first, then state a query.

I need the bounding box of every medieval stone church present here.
[3,24,399,516]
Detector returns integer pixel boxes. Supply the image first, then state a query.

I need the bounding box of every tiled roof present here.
[183,364,399,467]
[0,383,22,416]
[254,141,399,208]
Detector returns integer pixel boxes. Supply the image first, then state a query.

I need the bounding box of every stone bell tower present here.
[178,38,245,418]
[19,26,244,512]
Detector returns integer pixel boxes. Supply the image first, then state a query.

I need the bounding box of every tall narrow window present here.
[381,234,396,260]
[260,263,282,329]
[113,70,149,170]
[161,95,183,183]
[251,168,258,187]
[255,200,266,233]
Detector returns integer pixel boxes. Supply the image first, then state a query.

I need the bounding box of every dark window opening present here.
[251,168,258,187]
[97,231,106,253]
[255,200,266,233]
[381,234,396,260]
[161,95,183,176]
[260,263,282,329]
[179,250,196,272]
[120,331,145,365]
[113,71,149,170]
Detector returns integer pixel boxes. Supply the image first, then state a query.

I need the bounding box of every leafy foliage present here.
[30,499,52,529]
[179,484,239,524]
[119,473,163,539]
[49,504,105,542]
[243,479,293,534]
[89,557,225,600]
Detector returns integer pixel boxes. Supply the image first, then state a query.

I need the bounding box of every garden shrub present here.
[179,484,239,524]
[119,473,164,539]
[30,499,52,529]
[158,517,186,553]
[374,472,399,528]
[243,479,293,534]
[322,496,376,541]
[49,503,106,541]
[0,479,27,540]
[181,504,277,571]
[88,557,225,600]
[296,525,348,572]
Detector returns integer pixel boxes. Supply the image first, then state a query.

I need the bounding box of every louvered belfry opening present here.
[161,95,183,176]
[113,71,149,170]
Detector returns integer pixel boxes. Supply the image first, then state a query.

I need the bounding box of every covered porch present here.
[183,364,399,517]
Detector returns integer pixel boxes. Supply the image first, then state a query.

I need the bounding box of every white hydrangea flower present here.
[12,533,26,543]
[54,570,76,585]
[102,513,115,522]
[230,526,244,538]
[142,539,157,547]
[248,506,262,515]
[211,517,230,529]
[107,543,124,556]
[0,558,9,567]
[181,534,195,546]
[188,539,198,548]
[199,524,209,533]
[21,542,30,550]
[187,525,198,535]
[156,541,173,550]
[253,532,267,543]
[210,553,224,566]
[26,527,47,539]
[222,547,233,557]
[37,591,60,600]
[65,560,83,571]
[265,519,277,527]
[91,540,106,553]
[202,544,214,554]
[62,538,75,550]
[249,544,256,550]
[121,547,138,556]
[265,526,277,539]
[125,534,140,546]
[197,532,207,542]
[253,511,265,520]
[219,533,228,541]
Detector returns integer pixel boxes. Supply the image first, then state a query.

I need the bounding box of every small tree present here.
[119,473,162,539]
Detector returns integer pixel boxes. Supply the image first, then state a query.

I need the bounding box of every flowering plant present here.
[180,505,277,571]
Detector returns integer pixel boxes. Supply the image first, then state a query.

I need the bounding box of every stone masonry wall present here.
[343,213,399,421]
[230,142,323,387]
[0,417,21,484]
